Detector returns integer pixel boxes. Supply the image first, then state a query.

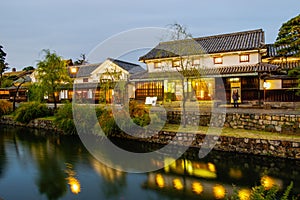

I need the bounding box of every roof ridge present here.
[157,29,263,45]
[194,29,263,41]
[75,63,102,67]
[108,57,140,66]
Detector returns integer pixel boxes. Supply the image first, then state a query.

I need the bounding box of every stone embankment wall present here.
[1,114,300,159]
[110,131,300,160]
[0,116,60,132]
[167,111,300,133]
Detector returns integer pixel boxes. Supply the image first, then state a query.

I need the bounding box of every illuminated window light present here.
[263,82,271,89]
[229,78,240,82]
[240,54,249,62]
[214,57,222,64]
[70,67,77,74]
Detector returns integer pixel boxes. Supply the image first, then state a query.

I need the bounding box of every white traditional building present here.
[71,58,145,103]
[131,29,300,106]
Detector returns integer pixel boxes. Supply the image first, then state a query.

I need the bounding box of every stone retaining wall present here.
[167,111,300,133]
[1,115,299,159]
[0,116,60,132]
[110,131,300,160]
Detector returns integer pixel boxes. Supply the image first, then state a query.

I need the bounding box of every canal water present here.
[0,125,299,200]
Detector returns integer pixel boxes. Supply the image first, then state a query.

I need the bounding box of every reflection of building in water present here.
[261,175,283,190]
[90,158,125,182]
[164,157,217,179]
[143,158,284,200]
[65,163,81,194]
[144,172,235,199]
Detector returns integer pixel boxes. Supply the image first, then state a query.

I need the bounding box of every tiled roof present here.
[265,44,297,57]
[108,58,145,74]
[76,63,101,77]
[139,29,264,61]
[130,63,279,80]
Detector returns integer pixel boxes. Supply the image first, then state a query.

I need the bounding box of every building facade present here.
[131,29,300,106]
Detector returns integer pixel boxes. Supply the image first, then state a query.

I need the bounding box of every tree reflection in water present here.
[0,125,299,200]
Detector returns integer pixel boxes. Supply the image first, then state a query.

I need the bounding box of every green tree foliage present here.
[0,100,13,116]
[28,83,45,102]
[54,102,76,134]
[22,66,35,71]
[226,182,298,200]
[13,102,51,123]
[275,15,300,94]
[36,49,71,109]
[275,14,300,57]
[0,45,9,86]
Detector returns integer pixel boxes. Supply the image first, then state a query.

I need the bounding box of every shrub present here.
[54,102,76,134]
[226,182,297,200]
[128,100,150,127]
[0,100,13,116]
[14,102,51,123]
[97,107,121,136]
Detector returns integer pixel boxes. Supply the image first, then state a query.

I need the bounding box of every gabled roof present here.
[139,29,264,61]
[108,58,145,74]
[75,58,145,78]
[76,63,101,77]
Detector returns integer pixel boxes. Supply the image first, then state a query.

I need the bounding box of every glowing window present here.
[214,57,222,64]
[240,54,249,62]
[172,60,180,68]
[154,62,162,69]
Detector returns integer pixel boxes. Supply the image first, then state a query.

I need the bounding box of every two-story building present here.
[71,58,145,103]
[131,29,299,106]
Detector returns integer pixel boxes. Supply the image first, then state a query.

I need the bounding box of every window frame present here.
[239,54,250,63]
[213,56,223,64]
[154,62,162,69]
[172,60,181,68]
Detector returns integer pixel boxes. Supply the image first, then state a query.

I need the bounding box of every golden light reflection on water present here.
[213,184,226,199]
[91,158,125,182]
[192,182,203,195]
[65,163,81,194]
[260,175,282,190]
[155,174,165,188]
[173,178,183,190]
[238,189,251,200]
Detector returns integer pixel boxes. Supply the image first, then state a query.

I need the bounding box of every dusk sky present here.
[1,0,299,70]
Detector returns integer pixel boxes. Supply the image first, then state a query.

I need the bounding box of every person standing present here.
[232,89,239,108]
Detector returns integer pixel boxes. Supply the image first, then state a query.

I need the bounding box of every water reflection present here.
[0,125,299,200]
[65,163,81,194]
[91,158,127,198]
[144,158,288,200]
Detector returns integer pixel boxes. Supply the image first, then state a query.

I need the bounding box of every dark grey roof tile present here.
[140,29,264,60]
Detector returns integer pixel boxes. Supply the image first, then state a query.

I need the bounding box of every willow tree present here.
[163,23,204,127]
[36,49,71,109]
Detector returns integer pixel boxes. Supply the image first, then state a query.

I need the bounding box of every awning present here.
[130,63,280,81]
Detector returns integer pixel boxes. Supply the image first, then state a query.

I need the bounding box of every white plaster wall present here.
[146,51,261,72]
